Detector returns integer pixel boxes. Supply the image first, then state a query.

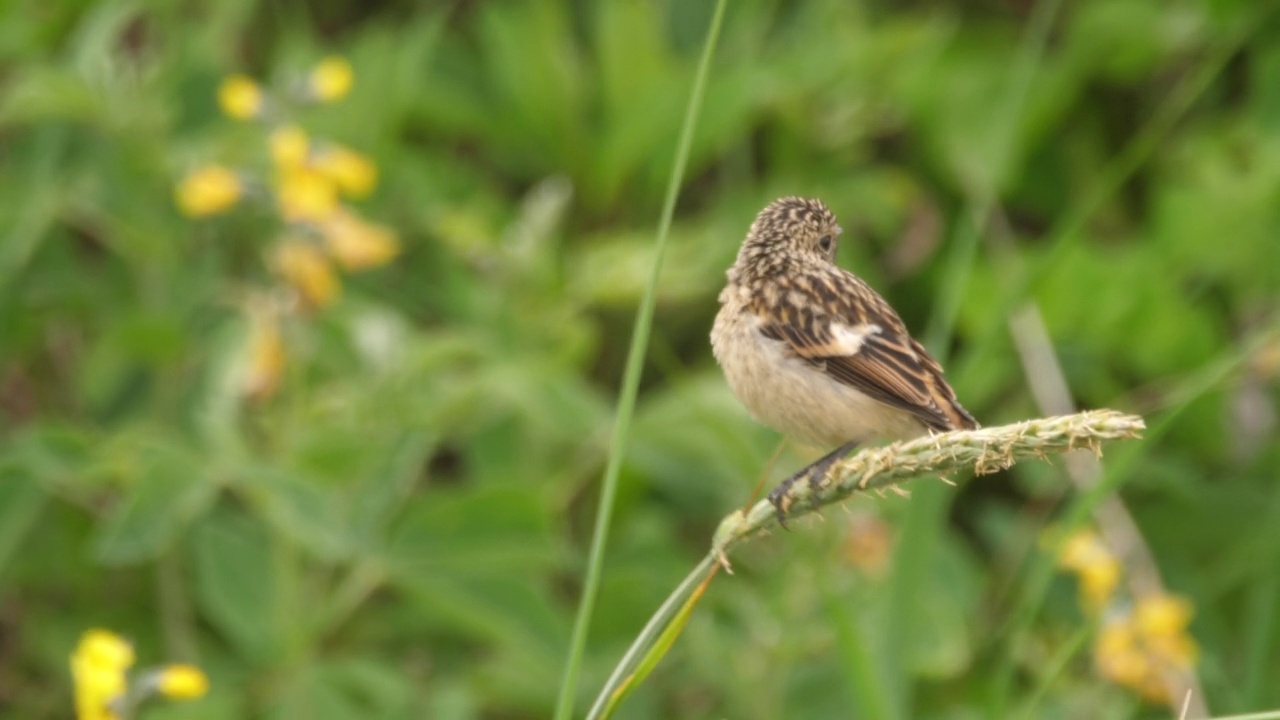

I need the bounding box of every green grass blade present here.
[820,572,896,719]
[586,554,718,720]
[552,2,729,717]
[595,561,718,720]
[1012,623,1092,720]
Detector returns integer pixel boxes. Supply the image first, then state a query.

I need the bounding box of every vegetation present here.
[1,0,1278,718]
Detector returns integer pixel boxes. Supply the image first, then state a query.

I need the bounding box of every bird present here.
[711,196,977,519]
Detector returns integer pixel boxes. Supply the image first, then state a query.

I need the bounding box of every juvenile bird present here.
[711,196,977,518]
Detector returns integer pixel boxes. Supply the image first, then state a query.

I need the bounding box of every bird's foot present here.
[767,441,859,528]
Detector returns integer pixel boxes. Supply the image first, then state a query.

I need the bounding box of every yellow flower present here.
[217,74,264,120]
[1135,593,1198,667]
[320,209,399,270]
[1135,594,1192,638]
[1136,676,1172,704]
[71,629,134,720]
[314,145,377,198]
[1092,594,1199,706]
[308,56,353,102]
[276,168,338,222]
[269,125,311,170]
[175,165,242,217]
[1078,556,1121,611]
[273,239,340,307]
[1057,529,1121,611]
[242,310,286,400]
[1094,618,1148,688]
[1057,529,1104,570]
[155,664,209,700]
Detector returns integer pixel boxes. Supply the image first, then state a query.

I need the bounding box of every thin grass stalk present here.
[820,572,896,719]
[595,563,719,720]
[587,411,1143,720]
[1012,623,1093,720]
[552,3,729,717]
[710,410,1145,550]
[1242,574,1280,705]
[585,555,717,720]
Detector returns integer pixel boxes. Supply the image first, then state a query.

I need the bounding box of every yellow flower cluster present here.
[1095,595,1198,704]
[1056,529,1199,706]
[1057,529,1121,611]
[273,238,340,307]
[267,118,397,310]
[269,125,379,221]
[174,56,402,401]
[70,629,208,720]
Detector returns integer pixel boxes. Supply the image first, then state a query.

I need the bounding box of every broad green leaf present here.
[191,511,282,663]
[247,466,350,562]
[93,442,217,565]
[347,434,435,551]
[384,487,557,578]
[0,468,46,580]
[397,572,565,689]
[269,658,416,720]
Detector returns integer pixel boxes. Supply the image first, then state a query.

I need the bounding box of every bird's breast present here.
[712,301,925,449]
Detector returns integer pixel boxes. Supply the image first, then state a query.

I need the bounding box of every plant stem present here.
[552,3,728,718]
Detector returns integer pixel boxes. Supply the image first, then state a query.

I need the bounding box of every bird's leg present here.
[767,441,859,527]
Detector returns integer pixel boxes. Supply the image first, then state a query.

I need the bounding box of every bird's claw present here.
[767,483,792,529]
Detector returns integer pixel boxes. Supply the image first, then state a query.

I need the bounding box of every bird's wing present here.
[754,269,975,432]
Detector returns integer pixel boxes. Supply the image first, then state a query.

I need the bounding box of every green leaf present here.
[398,571,565,681]
[270,664,370,720]
[0,467,46,580]
[191,511,282,662]
[384,489,565,662]
[248,466,350,562]
[0,66,99,125]
[628,373,775,512]
[319,658,416,716]
[347,434,435,551]
[384,487,557,578]
[270,658,416,720]
[93,442,217,565]
[907,536,981,679]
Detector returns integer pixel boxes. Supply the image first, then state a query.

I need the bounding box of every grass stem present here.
[552,3,729,717]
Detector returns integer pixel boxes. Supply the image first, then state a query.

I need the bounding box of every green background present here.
[2,0,1278,717]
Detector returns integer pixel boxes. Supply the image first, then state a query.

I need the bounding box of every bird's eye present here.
[818,235,833,251]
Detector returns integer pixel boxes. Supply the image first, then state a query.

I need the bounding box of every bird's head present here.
[738,196,843,272]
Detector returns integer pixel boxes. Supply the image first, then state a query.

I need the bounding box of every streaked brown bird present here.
[711,196,978,517]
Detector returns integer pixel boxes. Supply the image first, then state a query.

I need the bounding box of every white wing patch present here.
[831,322,882,356]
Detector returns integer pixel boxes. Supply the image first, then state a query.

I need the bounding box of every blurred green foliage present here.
[1,0,1279,718]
